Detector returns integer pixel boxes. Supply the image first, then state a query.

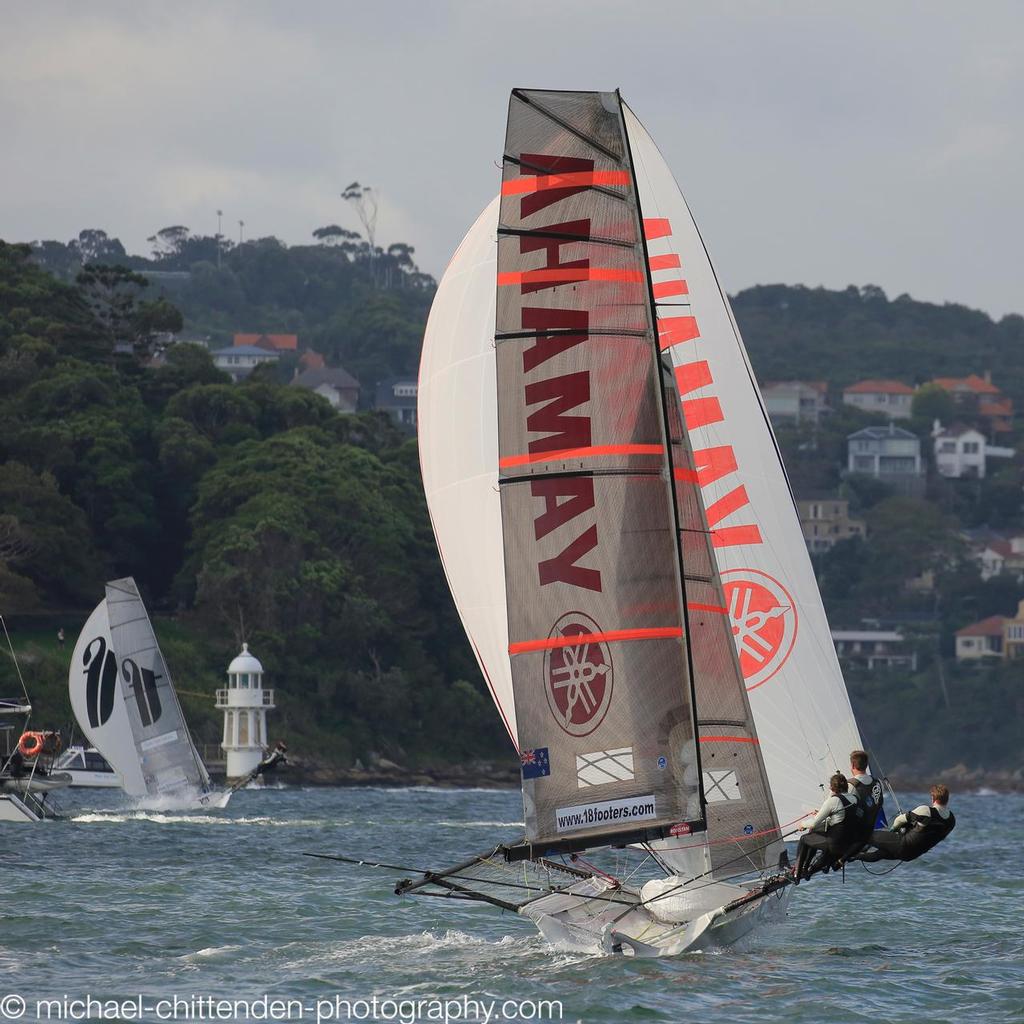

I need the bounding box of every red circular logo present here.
[544,612,613,736]
[720,568,798,691]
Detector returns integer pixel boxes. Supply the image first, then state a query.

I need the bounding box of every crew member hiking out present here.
[229,741,289,793]
[792,772,860,883]
[838,748,885,865]
[849,784,955,864]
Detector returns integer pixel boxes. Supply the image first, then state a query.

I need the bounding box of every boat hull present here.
[521,875,791,957]
[0,793,41,822]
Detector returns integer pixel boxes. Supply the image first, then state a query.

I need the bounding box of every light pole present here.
[216,209,223,268]
[239,219,245,246]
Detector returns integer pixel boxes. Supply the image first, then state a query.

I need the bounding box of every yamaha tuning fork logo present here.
[721,568,798,691]
[544,612,613,736]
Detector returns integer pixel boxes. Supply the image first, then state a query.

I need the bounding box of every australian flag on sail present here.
[520,747,550,780]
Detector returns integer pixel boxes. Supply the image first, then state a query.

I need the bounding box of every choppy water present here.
[1,788,1020,1024]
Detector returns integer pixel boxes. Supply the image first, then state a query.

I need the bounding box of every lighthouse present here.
[216,643,275,781]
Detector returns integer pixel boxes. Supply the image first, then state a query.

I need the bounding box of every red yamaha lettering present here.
[525,372,591,455]
[514,154,604,594]
[519,154,595,218]
[522,308,589,372]
[538,525,601,591]
[519,219,590,295]
[531,478,596,541]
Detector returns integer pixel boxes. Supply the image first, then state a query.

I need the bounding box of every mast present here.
[495,89,707,854]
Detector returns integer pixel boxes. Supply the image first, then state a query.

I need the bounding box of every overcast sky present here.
[2,2,1021,318]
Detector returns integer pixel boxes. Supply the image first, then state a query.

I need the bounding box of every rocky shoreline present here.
[267,758,1023,793]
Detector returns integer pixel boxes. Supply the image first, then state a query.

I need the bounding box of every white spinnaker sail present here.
[419,197,517,743]
[69,599,148,796]
[622,104,863,828]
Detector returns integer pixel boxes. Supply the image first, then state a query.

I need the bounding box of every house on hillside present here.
[927,373,1014,435]
[211,344,280,381]
[955,616,1006,661]
[760,381,829,425]
[933,423,987,478]
[955,602,1024,661]
[831,629,917,671]
[846,424,925,496]
[290,366,360,412]
[842,379,915,419]
[374,378,418,429]
[233,333,299,353]
[796,496,865,554]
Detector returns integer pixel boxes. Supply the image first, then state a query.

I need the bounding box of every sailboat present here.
[68,578,228,808]
[0,617,71,822]
[382,88,865,956]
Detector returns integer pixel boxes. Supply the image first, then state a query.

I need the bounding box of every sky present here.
[2,2,1022,318]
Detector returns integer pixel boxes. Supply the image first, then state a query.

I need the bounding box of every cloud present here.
[1,1,1022,316]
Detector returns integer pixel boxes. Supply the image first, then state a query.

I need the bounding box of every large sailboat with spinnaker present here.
[327,89,869,956]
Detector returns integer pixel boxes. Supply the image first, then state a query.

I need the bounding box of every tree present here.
[912,383,956,425]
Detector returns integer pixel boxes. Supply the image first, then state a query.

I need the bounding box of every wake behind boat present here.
[68,578,228,810]
[311,88,877,956]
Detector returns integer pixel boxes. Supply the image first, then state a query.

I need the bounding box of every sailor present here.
[849,784,955,864]
[792,772,860,883]
[838,749,885,863]
[256,740,288,776]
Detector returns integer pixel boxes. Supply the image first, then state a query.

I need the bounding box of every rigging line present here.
[619,89,708,826]
[642,827,803,907]
[0,613,32,709]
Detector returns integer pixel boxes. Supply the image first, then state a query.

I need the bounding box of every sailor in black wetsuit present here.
[837,749,885,866]
[793,772,860,882]
[256,741,288,776]
[850,784,955,863]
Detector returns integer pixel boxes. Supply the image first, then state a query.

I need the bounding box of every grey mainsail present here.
[496,89,706,849]
[104,577,211,796]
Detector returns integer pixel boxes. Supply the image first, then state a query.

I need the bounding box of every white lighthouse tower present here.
[216,643,275,781]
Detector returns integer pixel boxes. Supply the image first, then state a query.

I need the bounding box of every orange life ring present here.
[17,732,46,758]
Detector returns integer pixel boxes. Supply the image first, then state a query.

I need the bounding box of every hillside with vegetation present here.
[1,227,1021,781]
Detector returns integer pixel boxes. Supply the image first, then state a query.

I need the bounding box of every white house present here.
[831,629,917,671]
[847,424,924,495]
[212,344,280,381]
[291,367,360,412]
[842,379,915,419]
[761,381,829,425]
[954,615,1006,661]
[933,423,986,478]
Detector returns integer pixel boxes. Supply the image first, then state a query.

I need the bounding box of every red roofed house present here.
[842,379,915,419]
[927,373,1014,435]
[955,615,1005,661]
[233,333,299,352]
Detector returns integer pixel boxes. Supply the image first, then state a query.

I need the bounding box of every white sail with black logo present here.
[69,578,210,798]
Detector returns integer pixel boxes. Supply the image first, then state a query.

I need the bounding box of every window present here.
[939,441,956,452]
[854,455,875,471]
[963,442,980,454]
[879,456,917,474]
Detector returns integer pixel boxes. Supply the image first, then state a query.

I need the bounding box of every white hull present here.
[521,876,791,957]
[0,793,41,822]
[59,769,123,789]
[1,772,72,795]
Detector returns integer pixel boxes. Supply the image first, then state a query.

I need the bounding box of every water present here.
[1,788,1021,1024]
